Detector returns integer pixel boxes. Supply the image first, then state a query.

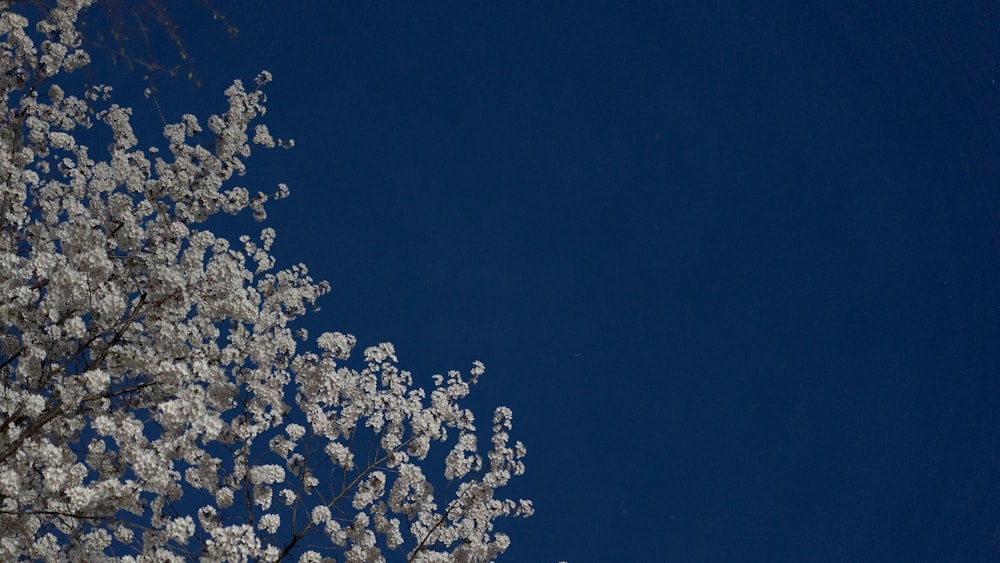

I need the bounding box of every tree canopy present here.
[0,2,531,561]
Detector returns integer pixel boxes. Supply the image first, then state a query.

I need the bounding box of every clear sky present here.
[86,2,1000,561]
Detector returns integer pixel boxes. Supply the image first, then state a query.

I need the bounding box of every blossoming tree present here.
[0,2,532,561]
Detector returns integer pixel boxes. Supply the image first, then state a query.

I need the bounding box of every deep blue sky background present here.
[85,2,999,561]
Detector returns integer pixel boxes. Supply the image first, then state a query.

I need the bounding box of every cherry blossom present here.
[0,1,532,560]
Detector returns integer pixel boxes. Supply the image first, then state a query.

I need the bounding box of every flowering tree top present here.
[0,1,532,561]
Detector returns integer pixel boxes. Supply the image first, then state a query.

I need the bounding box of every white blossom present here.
[249,464,285,485]
[258,513,280,534]
[216,487,235,508]
[285,422,306,440]
[279,489,297,506]
[311,505,332,525]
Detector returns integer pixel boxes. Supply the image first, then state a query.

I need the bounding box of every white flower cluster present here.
[0,2,532,561]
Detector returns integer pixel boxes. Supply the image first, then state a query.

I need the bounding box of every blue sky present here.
[85,2,999,561]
